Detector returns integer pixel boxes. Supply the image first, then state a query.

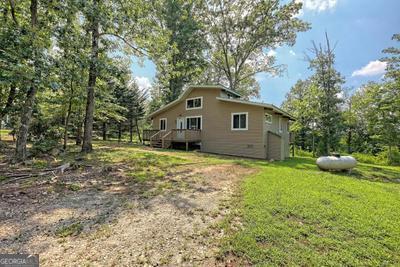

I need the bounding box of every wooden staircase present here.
[151,139,163,148]
[149,130,172,149]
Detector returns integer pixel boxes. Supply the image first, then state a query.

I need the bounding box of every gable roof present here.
[148,85,241,118]
[216,97,296,120]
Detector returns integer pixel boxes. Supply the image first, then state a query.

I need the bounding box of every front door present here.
[176,117,185,140]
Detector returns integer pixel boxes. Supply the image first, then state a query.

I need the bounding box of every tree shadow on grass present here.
[0,147,229,256]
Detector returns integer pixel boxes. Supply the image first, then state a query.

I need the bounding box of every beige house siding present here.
[151,87,266,159]
[267,132,282,160]
[150,86,292,160]
[264,111,290,159]
[202,101,265,159]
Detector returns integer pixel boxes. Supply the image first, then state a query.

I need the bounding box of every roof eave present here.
[216,97,296,120]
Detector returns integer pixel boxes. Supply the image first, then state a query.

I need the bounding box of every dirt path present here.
[1,162,252,266]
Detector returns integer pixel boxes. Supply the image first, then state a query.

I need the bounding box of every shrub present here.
[353,147,400,166]
[378,147,400,166]
[295,148,314,158]
[30,125,63,156]
[31,139,59,155]
[352,153,385,165]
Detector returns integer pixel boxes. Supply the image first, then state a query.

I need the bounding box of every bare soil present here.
[0,148,253,266]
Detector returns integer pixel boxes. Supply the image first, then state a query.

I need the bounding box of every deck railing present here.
[144,129,201,142]
[143,129,160,141]
[170,129,201,142]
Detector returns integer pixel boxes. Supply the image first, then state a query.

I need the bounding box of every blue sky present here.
[131,0,400,106]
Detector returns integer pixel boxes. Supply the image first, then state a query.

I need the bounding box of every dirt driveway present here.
[1,157,252,266]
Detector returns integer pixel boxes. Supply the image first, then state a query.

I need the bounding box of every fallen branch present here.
[0,163,72,185]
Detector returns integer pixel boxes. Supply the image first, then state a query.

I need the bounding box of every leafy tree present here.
[118,81,147,143]
[0,0,56,160]
[201,0,309,97]
[359,82,400,163]
[382,33,400,83]
[307,34,344,155]
[282,79,319,156]
[154,0,207,103]
[53,4,89,150]
[80,0,165,153]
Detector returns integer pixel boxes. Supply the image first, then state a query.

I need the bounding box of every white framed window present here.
[186,116,202,130]
[186,96,203,110]
[160,118,167,131]
[279,118,283,132]
[231,112,248,130]
[265,114,272,124]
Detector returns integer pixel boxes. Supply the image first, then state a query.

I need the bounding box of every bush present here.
[378,147,400,166]
[30,125,63,156]
[31,139,60,155]
[353,147,400,166]
[352,153,385,165]
[295,148,314,158]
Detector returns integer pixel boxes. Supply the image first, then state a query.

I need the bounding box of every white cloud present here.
[296,0,338,12]
[351,60,387,77]
[289,50,296,56]
[267,50,277,57]
[134,76,152,90]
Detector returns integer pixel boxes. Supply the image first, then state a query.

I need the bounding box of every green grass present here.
[222,157,400,266]
[55,222,84,237]
[27,141,400,264]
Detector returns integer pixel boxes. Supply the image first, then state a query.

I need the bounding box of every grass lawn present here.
[222,157,400,266]
[1,141,400,265]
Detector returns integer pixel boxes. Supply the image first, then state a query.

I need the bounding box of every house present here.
[143,85,295,160]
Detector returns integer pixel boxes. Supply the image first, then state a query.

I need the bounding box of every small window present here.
[265,114,272,124]
[186,116,202,130]
[279,118,283,132]
[232,112,248,130]
[160,118,167,131]
[186,97,202,110]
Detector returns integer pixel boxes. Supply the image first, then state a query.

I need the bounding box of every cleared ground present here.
[0,142,254,266]
[1,141,399,266]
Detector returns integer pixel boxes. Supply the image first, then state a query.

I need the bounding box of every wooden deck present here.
[143,129,201,150]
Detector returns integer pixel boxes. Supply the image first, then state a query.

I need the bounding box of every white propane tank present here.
[316,155,357,171]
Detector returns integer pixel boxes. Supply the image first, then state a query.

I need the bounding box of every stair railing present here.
[149,131,162,147]
[161,131,172,149]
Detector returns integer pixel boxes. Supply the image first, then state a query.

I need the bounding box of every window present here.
[279,118,283,132]
[231,112,248,130]
[160,118,167,131]
[186,116,202,130]
[265,114,272,124]
[186,97,202,110]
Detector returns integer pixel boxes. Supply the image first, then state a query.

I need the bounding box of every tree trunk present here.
[63,81,73,150]
[388,145,392,164]
[312,131,315,158]
[347,128,352,154]
[135,118,142,143]
[118,123,122,143]
[81,0,99,153]
[0,85,16,124]
[129,119,133,143]
[102,122,107,140]
[15,0,37,161]
[15,86,36,161]
[76,120,83,145]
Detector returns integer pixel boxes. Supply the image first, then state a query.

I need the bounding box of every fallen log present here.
[0,163,72,185]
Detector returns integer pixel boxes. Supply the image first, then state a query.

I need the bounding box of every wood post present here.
[185,142,188,151]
